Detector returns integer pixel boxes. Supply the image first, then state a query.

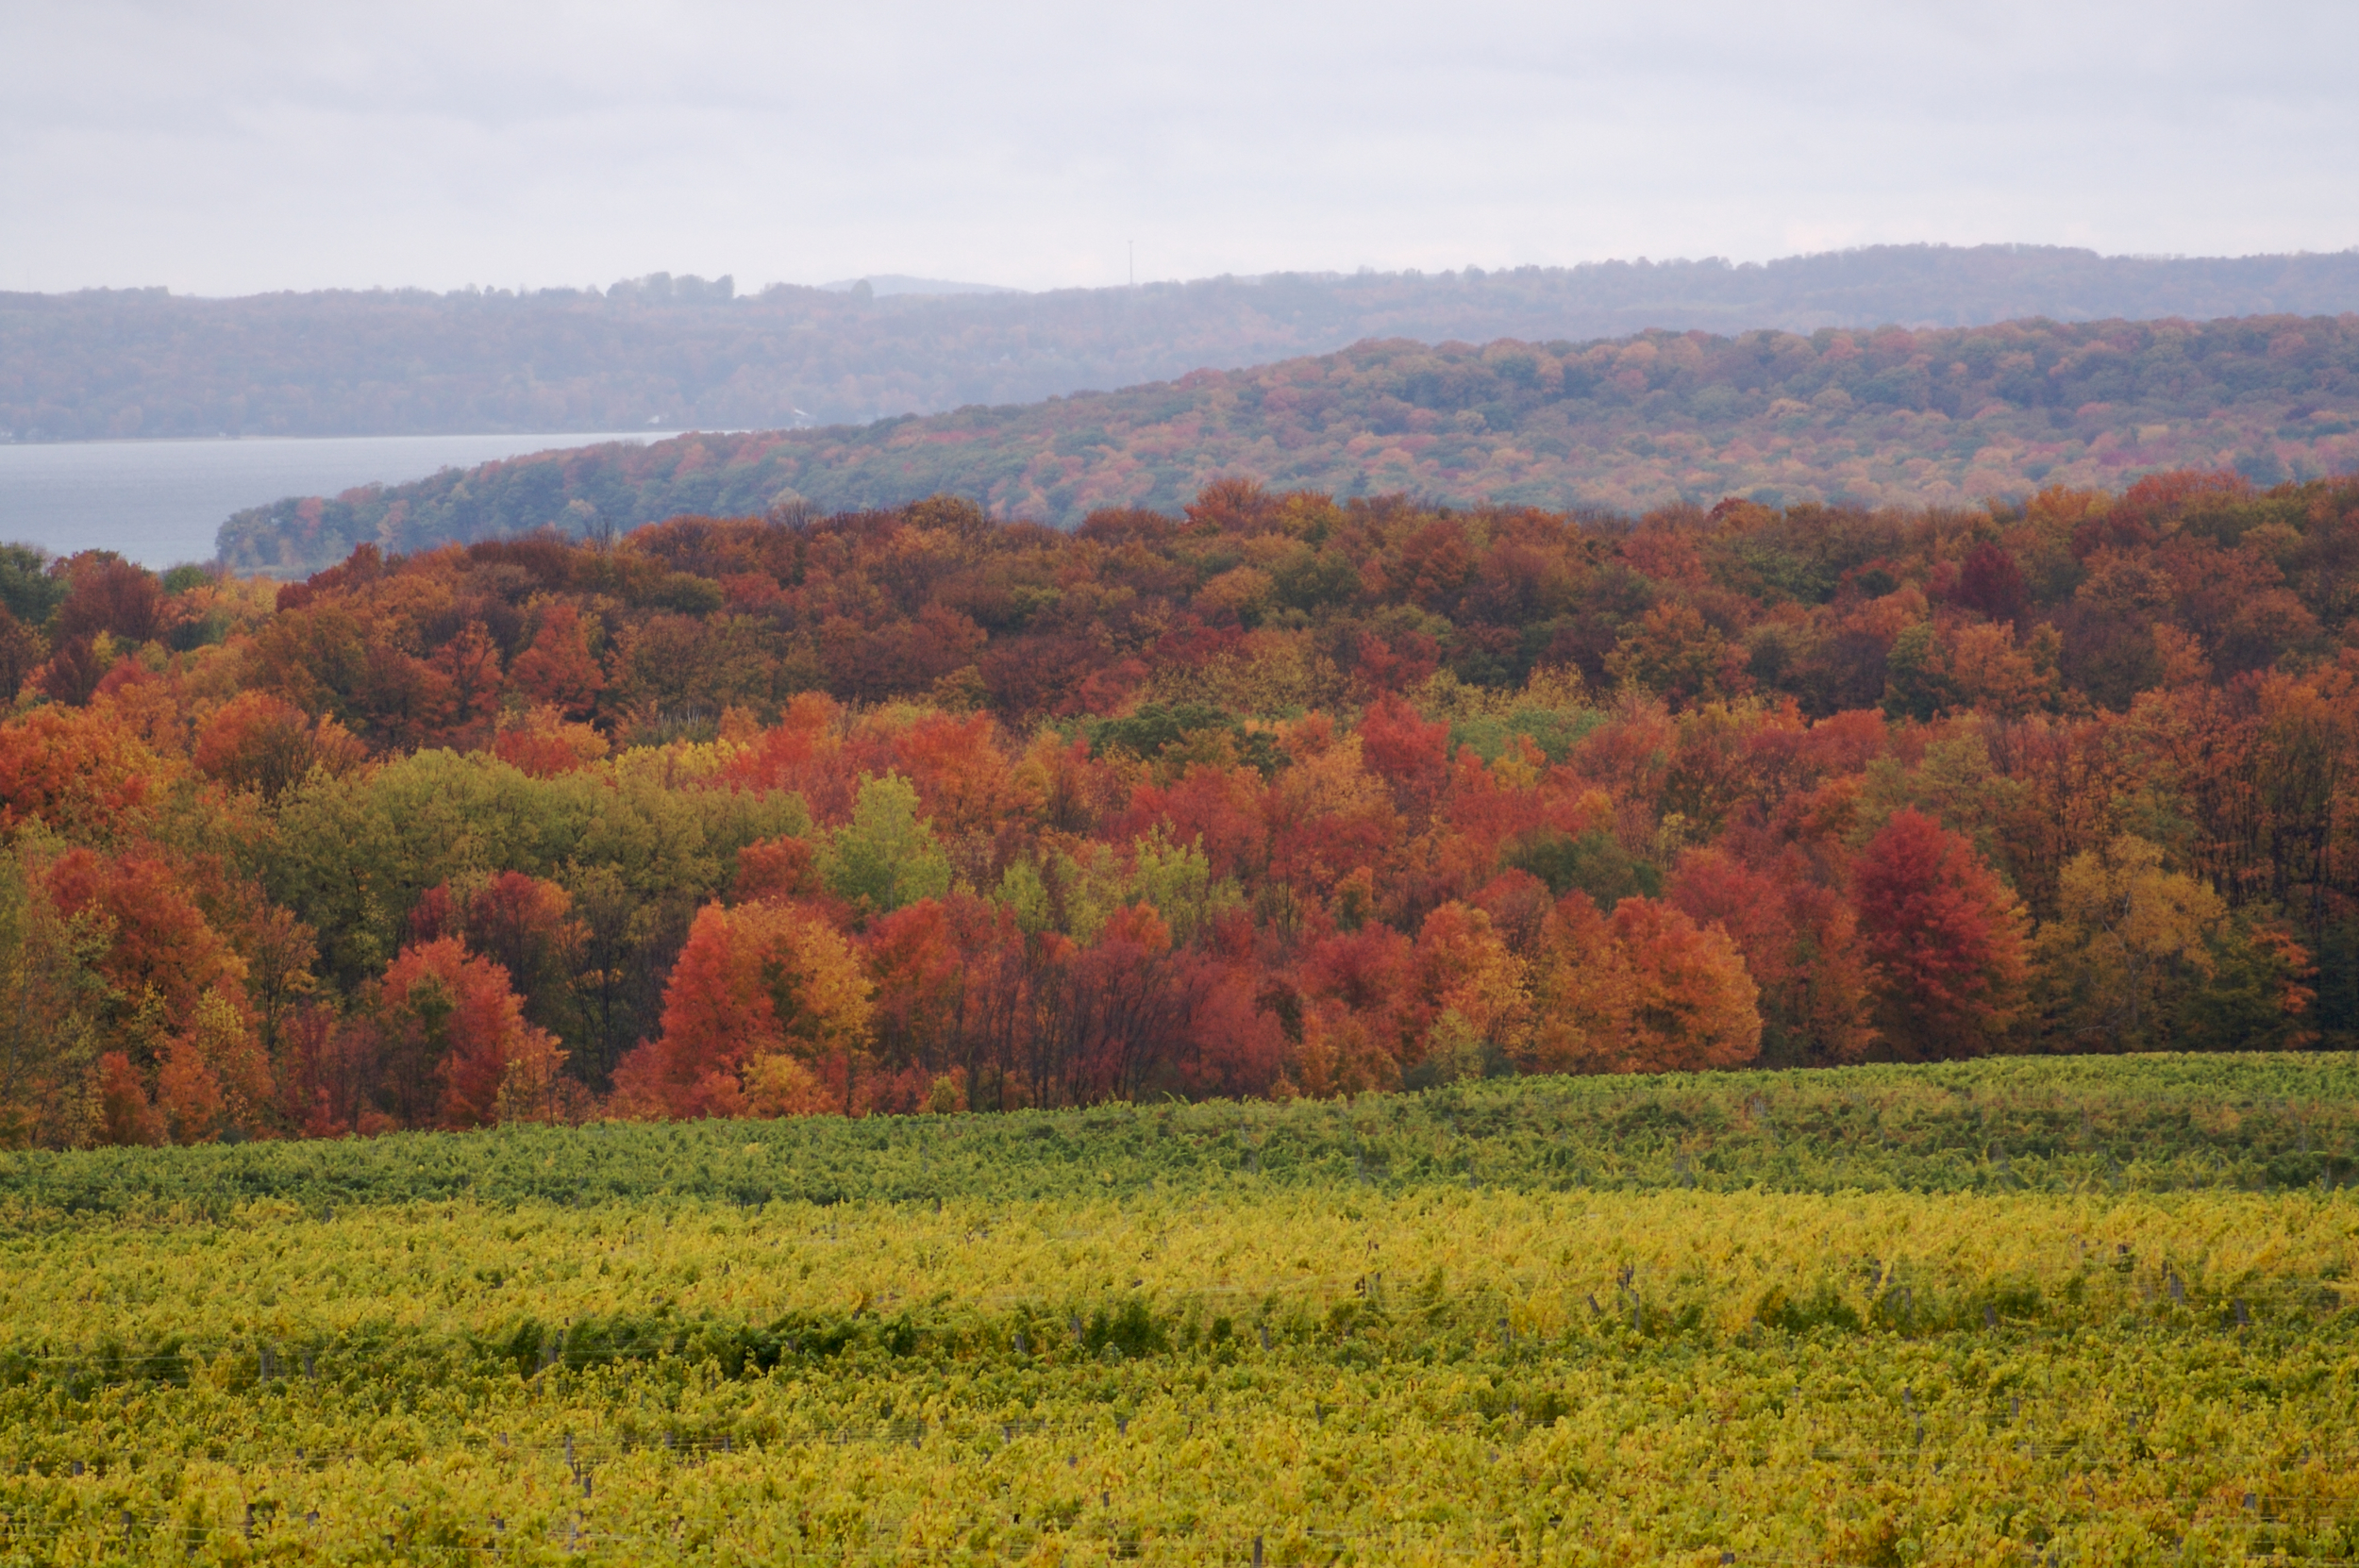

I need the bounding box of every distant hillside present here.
[13,244,2359,442]
[219,312,2359,573]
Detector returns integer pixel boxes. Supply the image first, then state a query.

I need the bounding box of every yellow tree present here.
[2033,834,2224,1051]
[0,847,107,1148]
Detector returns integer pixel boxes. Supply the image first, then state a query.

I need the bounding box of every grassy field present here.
[2,1056,2355,1564]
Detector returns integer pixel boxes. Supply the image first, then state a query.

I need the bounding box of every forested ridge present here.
[1,465,2356,1149]
[10,243,2359,445]
[217,313,2359,574]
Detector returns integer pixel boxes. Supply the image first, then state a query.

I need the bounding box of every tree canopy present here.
[0,463,2353,1144]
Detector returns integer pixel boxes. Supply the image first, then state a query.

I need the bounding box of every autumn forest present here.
[2,467,2354,1148]
[218,312,2359,574]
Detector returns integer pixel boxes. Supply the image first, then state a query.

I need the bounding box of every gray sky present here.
[6,0,2355,297]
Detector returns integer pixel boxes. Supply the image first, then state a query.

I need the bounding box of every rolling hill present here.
[12,242,2359,444]
[219,311,2359,573]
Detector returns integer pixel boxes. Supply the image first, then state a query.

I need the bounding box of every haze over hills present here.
[817,275,1021,297]
[219,311,2359,575]
[11,244,2359,444]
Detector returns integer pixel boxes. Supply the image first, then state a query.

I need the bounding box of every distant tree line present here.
[8,243,2359,442]
[217,314,2359,574]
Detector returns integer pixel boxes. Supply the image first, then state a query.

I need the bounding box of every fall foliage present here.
[0,463,2354,1144]
[216,312,2359,572]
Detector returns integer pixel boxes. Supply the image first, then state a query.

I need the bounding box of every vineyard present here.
[3,1055,2354,1564]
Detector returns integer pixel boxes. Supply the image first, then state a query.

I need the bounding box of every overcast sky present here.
[5,0,2354,297]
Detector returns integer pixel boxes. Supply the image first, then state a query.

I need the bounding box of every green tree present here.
[264,747,805,1088]
[1881,622,1955,722]
[1129,828,1242,945]
[823,774,952,918]
[0,544,67,627]
[1505,827,1660,910]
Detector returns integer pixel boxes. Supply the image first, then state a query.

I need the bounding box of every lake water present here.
[0,432,682,567]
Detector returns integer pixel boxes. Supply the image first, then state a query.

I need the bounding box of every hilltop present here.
[10,243,2359,444]
[218,312,2359,573]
